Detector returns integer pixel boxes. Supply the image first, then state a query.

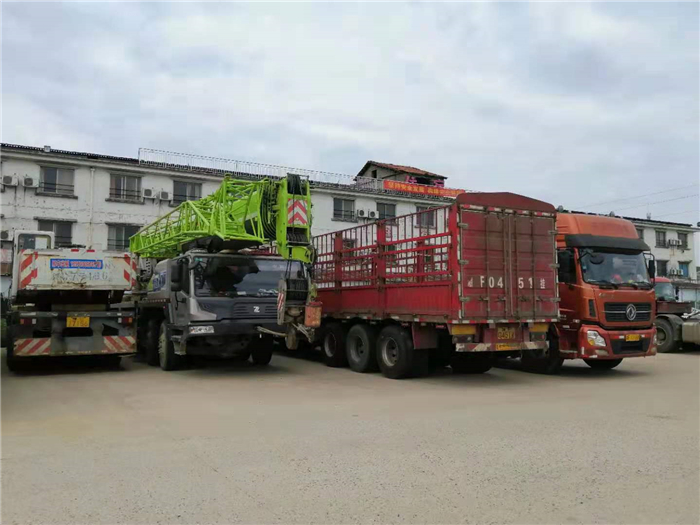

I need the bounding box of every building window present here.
[377,202,396,220]
[655,230,666,248]
[678,232,688,249]
[40,167,74,195]
[657,260,668,277]
[333,198,355,221]
[679,262,690,278]
[371,169,378,179]
[37,220,72,247]
[173,181,202,204]
[416,206,436,228]
[636,228,644,240]
[110,174,142,201]
[108,224,141,251]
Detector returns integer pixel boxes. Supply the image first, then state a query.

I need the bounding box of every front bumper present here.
[456,340,548,353]
[185,319,284,339]
[561,324,657,360]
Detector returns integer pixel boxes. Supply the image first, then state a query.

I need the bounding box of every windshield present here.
[579,250,650,286]
[193,256,303,298]
[654,282,676,301]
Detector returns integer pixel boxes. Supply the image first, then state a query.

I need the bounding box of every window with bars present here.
[377,202,396,220]
[679,262,690,277]
[655,230,666,248]
[172,181,202,204]
[678,232,688,249]
[108,224,141,251]
[636,228,644,240]
[657,260,668,277]
[333,198,355,221]
[40,167,75,195]
[416,206,436,228]
[110,174,142,201]
[37,220,72,247]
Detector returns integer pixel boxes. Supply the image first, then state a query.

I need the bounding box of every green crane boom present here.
[129,175,313,263]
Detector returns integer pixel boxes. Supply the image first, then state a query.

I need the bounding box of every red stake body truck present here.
[311,192,560,379]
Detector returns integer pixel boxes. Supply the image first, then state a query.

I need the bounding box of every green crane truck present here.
[127,174,319,371]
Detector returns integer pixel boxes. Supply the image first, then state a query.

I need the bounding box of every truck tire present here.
[654,318,676,353]
[521,333,563,374]
[145,318,160,366]
[376,325,426,379]
[322,323,348,368]
[345,323,378,373]
[584,358,623,370]
[451,353,492,374]
[5,330,22,373]
[250,336,273,366]
[158,322,181,371]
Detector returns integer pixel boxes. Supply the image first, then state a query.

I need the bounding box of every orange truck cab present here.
[553,213,657,370]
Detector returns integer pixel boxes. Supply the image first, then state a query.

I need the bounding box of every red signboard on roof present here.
[383,180,464,198]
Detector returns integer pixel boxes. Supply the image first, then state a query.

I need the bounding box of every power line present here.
[612,193,699,213]
[576,183,699,209]
[653,208,700,219]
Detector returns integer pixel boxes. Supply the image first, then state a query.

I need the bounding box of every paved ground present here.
[2,348,699,525]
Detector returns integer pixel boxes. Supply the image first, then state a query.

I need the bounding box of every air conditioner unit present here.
[669,269,682,276]
[357,209,366,218]
[142,188,156,199]
[158,191,172,202]
[368,210,378,219]
[667,239,681,247]
[2,175,18,187]
[0,230,13,241]
[23,176,39,188]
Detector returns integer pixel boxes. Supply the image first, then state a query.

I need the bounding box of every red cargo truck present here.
[311,193,560,379]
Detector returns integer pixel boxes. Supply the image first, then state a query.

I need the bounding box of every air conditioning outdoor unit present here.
[23,176,39,188]
[0,230,13,241]
[667,239,681,247]
[357,209,367,218]
[158,191,172,202]
[368,210,378,219]
[2,175,18,187]
[142,188,156,199]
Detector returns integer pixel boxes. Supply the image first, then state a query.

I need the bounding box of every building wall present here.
[633,221,697,280]
[1,149,447,253]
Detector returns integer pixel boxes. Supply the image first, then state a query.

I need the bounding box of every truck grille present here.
[610,339,650,355]
[232,303,278,319]
[604,303,652,323]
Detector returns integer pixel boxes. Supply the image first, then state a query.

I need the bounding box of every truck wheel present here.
[251,336,273,366]
[5,331,22,373]
[584,358,623,370]
[346,324,378,373]
[145,318,160,366]
[451,354,492,374]
[521,334,563,374]
[376,325,424,379]
[158,322,181,371]
[654,318,676,353]
[322,323,348,368]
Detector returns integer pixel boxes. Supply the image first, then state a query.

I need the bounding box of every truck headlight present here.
[189,325,215,335]
[586,330,606,348]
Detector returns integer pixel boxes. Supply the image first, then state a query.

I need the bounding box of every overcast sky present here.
[2,2,698,225]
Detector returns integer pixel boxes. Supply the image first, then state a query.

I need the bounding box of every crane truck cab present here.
[548,213,657,372]
[134,250,307,370]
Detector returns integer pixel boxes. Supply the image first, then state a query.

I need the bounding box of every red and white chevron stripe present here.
[14,338,51,356]
[19,251,39,289]
[103,336,136,354]
[287,199,308,226]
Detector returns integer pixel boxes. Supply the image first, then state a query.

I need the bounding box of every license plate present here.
[496,343,519,351]
[497,327,516,340]
[625,334,641,342]
[67,316,89,328]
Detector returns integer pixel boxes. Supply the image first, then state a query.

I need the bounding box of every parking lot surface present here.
[2,350,699,525]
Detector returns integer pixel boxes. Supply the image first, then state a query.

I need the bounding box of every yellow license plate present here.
[497,327,516,340]
[496,343,519,351]
[625,334,641,342]
[67,316,89,328]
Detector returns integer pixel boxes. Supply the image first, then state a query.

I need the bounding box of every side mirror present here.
[648,259,656,280]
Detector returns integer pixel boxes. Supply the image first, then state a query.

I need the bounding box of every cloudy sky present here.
[2,2,698,224]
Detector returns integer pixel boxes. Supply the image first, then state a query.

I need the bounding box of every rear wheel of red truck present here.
[584,358,623,370]
[376,325,427,379]
[322,323,348,368]
[521,333,563,374]
[346,324,378,373]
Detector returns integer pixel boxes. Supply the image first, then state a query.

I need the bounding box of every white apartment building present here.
[0,144,456,292]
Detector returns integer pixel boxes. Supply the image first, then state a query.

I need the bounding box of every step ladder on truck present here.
[126,174,320,371]
[293,192,561,379]
[5,230,137,372]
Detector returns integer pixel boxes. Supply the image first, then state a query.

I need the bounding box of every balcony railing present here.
[109,188,142,201]
[39,182,74,196]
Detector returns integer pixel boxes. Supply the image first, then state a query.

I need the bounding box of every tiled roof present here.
[359,160,447,179]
